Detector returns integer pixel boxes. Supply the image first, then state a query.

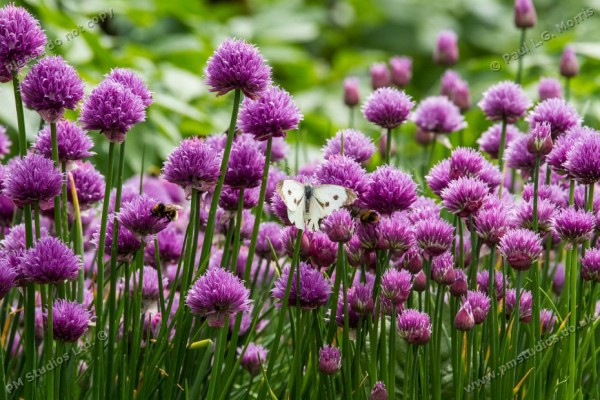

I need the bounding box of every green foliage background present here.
[1,0,599,178]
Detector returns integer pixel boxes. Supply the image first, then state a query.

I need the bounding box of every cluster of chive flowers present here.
[2,3,600,399]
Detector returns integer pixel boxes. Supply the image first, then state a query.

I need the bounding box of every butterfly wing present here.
[276,179,306,230]
[305,185,357,231]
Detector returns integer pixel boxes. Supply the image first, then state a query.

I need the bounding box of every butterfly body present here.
[276,179,357,231]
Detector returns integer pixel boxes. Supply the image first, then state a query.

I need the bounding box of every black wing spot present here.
[287,190,292,195]
[333,195,339,200]
[294,197,302,205]
[325,202,330,207]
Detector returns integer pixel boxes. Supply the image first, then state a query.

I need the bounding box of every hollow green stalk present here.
[198,88,242,271]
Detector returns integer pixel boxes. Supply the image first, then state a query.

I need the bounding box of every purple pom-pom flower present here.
[34,120,94,162]
[4,154,62,209]
[204,38,271,100]
[21,236,81,285]
[412,96,466,134]
[186,266,251,327]
[51,300,91,342]
[238,86,302,141]
[272,262,331,309]
[20,56,84,123]
[362,87,414,130]
[478,81,531,123]
[498,228,542,271]
[79,80,146,143]
[397,309,432,345]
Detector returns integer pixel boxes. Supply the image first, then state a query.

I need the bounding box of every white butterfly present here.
[276,179,357,231]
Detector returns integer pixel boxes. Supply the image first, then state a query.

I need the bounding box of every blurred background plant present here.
[1,0,599,177]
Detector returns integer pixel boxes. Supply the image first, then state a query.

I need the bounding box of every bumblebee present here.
[151,203,182,222]
[351,208,380,224]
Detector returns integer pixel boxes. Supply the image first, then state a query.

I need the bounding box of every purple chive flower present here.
[398,309,432,345]
[219,186,259,210]
[272,262,331,309]
[454,301,475,331]
[0,261,16,299]
[505,288,533,322]
[362,87,414,130]
[477,270,508,300]
[370,62,391,90]
[335,289,360,328]
[204,38,271,99]
[370,381,388,400]
[381,268,412,304]
[144,225,183,266]
[552,207,595,243]
[477,123,521,160]
[582,248,600,282]
[79,80,146,143]
[390,56,412,87]
[474,203,514,245]
[321,209,354,243]
[323,129,376,164]
[67,162,105,208]
[21,236,81,285]
[131,266,166,300]
[538,77,562,101]
[522,183,567,208]
[95,214,141,262]
[239,343,268,376]
[343,77,360,107]
[527,122,553,155]
[162,137,222,197]
[186,266,250,327]
[255,222,283,260]
[478,81,532,123]
[356,220,381,250]
[105,68,153,107]
[349,283,374,315]
[378,214,415,252]
[498,228,542,271]
[433,30,458,66]
[281,226,312,258]
[514,0,537,28]
[409,204,441,225]
[516,198,556,233]
[450,268,468,297]
[560,47,579,78]
[448,147,484,180]
[4,154,62,209]
[415,218,454,257]
[51,300,91,342]
[466,290,491,324]
[431,252,455,285]
[319,345,342,375]
[0,125,11,158]
[412,96,466,134]
[426,160,451,195]
[547,126,596,175]
[315,155,369,203]
[0,4,47,76]
[308,232,338,268]
[34,120,94,162]
[440,70,471,112]
[362,166,417,215]
[238,86,302,141]
[118,194,172,238]
[225,138,265,189]
[0,195,14,228]
[20,56,84,123]
[540,308,557,335]
[412,270,427,292]
[505,134,537,175]
[441,177,488,217]
[527,98,581,139]
[564,133,600,184]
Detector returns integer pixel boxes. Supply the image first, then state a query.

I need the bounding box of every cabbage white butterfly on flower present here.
[276,179,357,231]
